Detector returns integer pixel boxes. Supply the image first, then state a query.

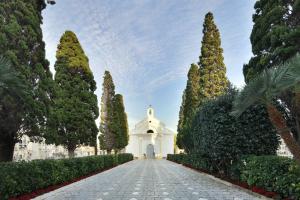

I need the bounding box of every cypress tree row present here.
[47,31,99,157]
[177,12,228,152]
[0,0,54,161]
[99,71,116,154]
[198,12,228,102]
[176,64,200,152]
[112,94,129,152]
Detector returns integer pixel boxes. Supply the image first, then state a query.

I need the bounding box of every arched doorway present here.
[146,144,155,159]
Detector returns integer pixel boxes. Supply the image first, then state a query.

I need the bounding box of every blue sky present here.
[42,0,256,131]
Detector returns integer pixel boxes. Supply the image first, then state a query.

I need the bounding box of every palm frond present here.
[231,73,267,117]
[281,54,300,92]
[0,55,27,96]
[231,55,300,117]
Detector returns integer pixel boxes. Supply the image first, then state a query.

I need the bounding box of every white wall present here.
[126,134,174,158]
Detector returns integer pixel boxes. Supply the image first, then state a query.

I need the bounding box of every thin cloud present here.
[42,0,254,130]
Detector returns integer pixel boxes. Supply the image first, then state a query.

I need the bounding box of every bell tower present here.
[147,105,154,118]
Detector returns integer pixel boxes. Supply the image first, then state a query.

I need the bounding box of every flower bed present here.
[167,154,300,199]
[0,153,133,200]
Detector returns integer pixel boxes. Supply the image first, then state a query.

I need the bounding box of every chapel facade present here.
[126,106,175,158]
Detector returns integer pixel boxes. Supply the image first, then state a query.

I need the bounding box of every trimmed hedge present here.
[0,153,133,199]
[167,154,300,199]
[240,156,300,199]
[191,89,279,176]
[166,154,185,163]
[167,154,211,172]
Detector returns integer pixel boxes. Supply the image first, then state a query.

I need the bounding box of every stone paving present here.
[34,159,263,200]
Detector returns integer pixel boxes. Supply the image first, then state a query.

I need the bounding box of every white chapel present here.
[126,106,176,158]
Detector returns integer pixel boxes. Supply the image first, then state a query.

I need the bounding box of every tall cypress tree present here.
[244,0,300,145]
[198,12,228,103]
[99,71,116,154]
[112,94,129,152]
[0,0,54,161]
[176,90,186,149]
[176,64,200,152]
[47,31,99,157]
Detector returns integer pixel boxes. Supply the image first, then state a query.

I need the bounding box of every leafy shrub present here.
[191,88,279,175]
[116,153,134,164]
[0,153,133,199]
[167,154,185,163]
[240,156,300,199]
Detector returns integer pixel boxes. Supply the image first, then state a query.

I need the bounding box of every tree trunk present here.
[94,146,97,155]
[0,137,15,162]
[114,149,119,154]
[68,145,76,158]
[294,92,300,145]
[267,104,300,164]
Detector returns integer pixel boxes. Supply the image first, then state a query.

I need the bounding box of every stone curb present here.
[168,160,272,200]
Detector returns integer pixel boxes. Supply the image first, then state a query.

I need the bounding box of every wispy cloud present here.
[42,0,254,130]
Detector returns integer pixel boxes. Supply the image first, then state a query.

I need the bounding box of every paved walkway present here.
[34,159,263,200]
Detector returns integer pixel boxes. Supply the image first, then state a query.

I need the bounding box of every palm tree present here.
[231,55,300,164]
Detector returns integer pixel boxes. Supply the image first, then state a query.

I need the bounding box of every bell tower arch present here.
[147,105,154,118]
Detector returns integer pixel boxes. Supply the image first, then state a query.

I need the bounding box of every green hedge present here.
[239,156,300,199]
[167,154,300,199]
[0,153,133,199]
[167,154,211,171]
[167,154,185,163]
[191,89,279,175]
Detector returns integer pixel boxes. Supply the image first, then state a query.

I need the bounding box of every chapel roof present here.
[131,106,174,135]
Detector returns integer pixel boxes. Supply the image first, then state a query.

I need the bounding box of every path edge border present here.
[166,159,272,200]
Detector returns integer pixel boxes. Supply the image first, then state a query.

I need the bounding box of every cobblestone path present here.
[34,159,263,200]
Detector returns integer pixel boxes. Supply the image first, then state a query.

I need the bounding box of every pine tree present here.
[99,71,116,154]
[176,64,200,152]
[112,94,129,152]
[198,12,228,103]
[47,31,99,157]
[0,0,54,161]
[244,0,300,145]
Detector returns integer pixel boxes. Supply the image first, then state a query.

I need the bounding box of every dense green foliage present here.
[167,154,300,199]
[176,64,200,152]
[244,0,300,147]
[192,88,279,174]
[112,94,129,152]
[0,56,26,100]
[177,91,186,149]
[0,153,133,199]
[0,0,53,161]
[244,0,300,82]
[167,154,211,172]
[47,31,99,157]
[177,12,229,153]
[232,55,300,163]
[166,154,186,164]
[240,156,300,199]
[198,12,228,101]
[99,71,116,153]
